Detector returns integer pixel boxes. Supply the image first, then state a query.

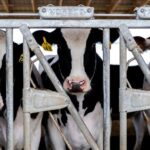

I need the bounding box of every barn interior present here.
[0,0,150,19]
[0,0,150,150]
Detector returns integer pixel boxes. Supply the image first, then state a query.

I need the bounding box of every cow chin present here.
[63,80,91,95]
[65,88,90,95]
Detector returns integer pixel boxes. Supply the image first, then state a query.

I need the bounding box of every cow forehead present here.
[61,28,91,58]
[61,28,91,46]
[61,28,91,39]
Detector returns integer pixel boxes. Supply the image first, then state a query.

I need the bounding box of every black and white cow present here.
[33,28,119,150]
[0,30,43,150]
[33,29,147,150]
[132,36,150,150]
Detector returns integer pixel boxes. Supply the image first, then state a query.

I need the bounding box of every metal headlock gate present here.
[2,5,150,150]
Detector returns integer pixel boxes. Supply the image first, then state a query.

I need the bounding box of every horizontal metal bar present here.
[23,88,68,113]
[0,13,39,17]
[0,19,150,28]
[0,13,135,18]
[94,14,136,17]
[120,88,150,112]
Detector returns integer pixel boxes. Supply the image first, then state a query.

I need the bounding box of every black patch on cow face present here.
[82,55,103,115]
[84,41,96,80]
[57,44,72,79]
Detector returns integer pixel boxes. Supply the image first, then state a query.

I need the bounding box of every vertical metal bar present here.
[119,34,127,150]
[6,28,13,150]
[103,28,110,150]
[23,40,31,150]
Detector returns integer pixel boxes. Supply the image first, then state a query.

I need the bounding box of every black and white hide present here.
[0,30,43,150]
[33,29,147,150]
[33,28,119,150]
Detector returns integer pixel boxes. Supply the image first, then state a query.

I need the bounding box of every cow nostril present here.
[79,80,85,86]
[67,79,72,86]
[71,82,82,92]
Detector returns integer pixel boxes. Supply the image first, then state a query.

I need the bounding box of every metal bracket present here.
[38,5,94,19]
[120,88,150,112]
[23,88,68,113]
[135,5,150,19]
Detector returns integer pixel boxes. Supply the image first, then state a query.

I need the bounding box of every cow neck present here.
[76,94,86,117]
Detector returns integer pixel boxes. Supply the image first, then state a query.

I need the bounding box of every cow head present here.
[134,36,150,52]
[33,28,119,95]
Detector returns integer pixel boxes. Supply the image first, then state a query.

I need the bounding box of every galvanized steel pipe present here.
[119,34,127,150]
[23,40,31,150]
[103,28,111,150]
[0,19,149,28]
[6,28,13,150]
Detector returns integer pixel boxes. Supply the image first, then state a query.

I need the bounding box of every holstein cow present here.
[33,28,119,150]
[0,30,43,150]
[33,29,145,150]
[132,36,150,150]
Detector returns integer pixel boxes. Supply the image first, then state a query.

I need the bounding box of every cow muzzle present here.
[64,78,89,93]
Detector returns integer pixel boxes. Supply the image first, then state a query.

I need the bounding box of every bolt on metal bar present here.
[23,40,31,150]
[103,28,111,150]
[119,24,150,85]
[20,24,99,150]
[119,34,127,150]
[6,28,14,150]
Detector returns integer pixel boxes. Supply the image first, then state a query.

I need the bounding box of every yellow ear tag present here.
[42,36,53,51]
[19,53,23,63]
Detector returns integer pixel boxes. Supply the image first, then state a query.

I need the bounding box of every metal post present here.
[119,34,127,150]
[20,24,99,150]
[103,28,110,150]
[23,40,31,150]
[6,28,14,150]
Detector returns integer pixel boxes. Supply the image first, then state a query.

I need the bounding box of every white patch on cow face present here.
[0,30,6,68]
[61,28,91,94]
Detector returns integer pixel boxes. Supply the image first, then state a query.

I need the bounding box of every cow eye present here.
[92,43,96,48]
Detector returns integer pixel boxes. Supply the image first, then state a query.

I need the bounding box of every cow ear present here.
[134,36,150,52]
[91,28,119,44]
[33,29,61,51]
[110,28,119,43]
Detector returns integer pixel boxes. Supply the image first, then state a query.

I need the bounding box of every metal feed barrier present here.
[2,5,150,150]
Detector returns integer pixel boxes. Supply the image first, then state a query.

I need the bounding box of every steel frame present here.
[3,18,150,150]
